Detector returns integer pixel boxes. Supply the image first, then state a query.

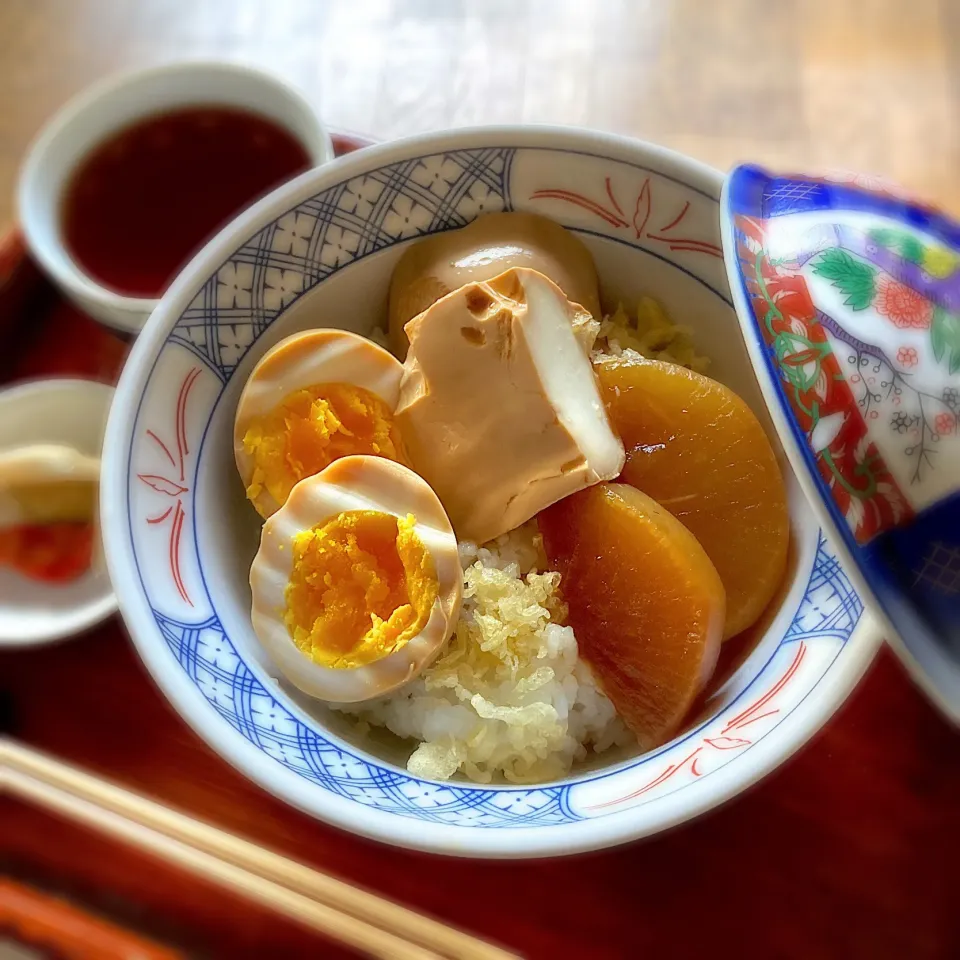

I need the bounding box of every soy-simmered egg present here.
[234,329,406,518]
[249,455,462,703]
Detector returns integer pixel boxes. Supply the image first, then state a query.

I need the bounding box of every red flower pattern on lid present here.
[875,274,934,329]
[896,346,919,367]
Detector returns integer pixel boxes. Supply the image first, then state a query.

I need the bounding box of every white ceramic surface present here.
[17,61,334,335]
[101,127,881,858]
[0,379,116,646]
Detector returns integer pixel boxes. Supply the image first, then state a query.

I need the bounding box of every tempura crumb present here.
[593,297,709,372]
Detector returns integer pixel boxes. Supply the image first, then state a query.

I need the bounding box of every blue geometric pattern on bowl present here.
[153,534,860,827]
[129,145,865,829]
[171,148,514,382]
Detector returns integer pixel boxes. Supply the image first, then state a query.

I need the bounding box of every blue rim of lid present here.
[720,164,960,722]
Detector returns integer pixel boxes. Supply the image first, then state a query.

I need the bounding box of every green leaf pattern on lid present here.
[811,248,878,311]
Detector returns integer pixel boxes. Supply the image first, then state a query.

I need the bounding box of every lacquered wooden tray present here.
[1,133,957,960]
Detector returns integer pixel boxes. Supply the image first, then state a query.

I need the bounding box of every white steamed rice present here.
[334,523,633,784]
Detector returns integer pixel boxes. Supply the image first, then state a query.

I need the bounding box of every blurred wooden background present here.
[1,0,959,226]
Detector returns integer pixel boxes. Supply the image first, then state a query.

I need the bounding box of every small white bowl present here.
[0,379,116,646]
[17,61,334,336]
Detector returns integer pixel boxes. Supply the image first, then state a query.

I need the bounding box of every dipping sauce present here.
[61,107,312,297]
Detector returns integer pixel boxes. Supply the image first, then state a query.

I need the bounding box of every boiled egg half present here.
[235,329,406,518]
[249,455,462,703]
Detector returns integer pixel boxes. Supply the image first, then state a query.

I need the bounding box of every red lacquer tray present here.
[1,134,958,960]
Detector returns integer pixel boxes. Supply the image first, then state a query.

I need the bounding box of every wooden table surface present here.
[6,632,958,958]
[2,0,960,225]
[1,2,960,957]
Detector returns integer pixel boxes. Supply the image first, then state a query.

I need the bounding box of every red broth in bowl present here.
[61,107,311,297]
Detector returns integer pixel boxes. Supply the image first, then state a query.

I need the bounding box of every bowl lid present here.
[721,164,960,723]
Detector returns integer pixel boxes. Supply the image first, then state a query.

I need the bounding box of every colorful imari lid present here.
[721,165,960,723]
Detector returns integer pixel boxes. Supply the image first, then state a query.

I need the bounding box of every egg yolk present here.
[283,510,439,669]
[243,384,404,513]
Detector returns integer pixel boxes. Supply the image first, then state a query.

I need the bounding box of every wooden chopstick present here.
[1,740,518,960]
[4,765,434,960]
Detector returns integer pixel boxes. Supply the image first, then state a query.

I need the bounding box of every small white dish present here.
[17,61,334,336]
[0,379,116,647]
